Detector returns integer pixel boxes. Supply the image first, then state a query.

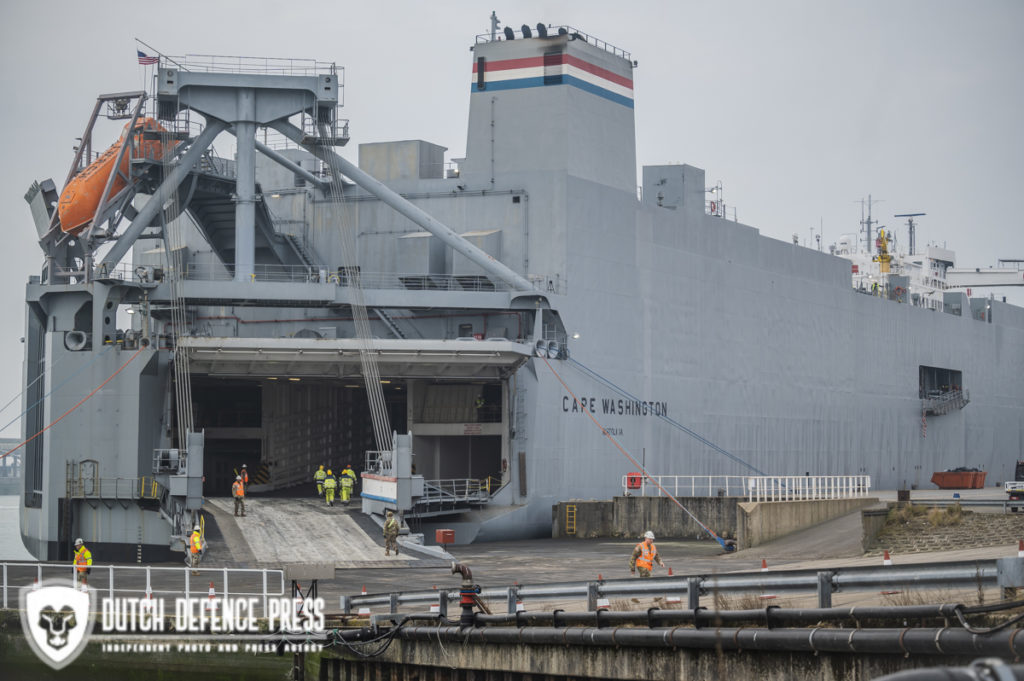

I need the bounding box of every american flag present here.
[137,50,159,65]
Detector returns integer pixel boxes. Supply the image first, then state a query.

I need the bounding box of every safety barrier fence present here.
[620,474,872,502]
[0,563,285,616]
[342,557,1023,614]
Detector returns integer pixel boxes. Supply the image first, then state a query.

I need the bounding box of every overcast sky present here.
[0,1,1021,437]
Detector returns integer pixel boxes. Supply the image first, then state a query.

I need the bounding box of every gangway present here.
[410,478,492,517]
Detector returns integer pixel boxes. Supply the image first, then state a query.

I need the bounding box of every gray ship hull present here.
[17,26,1024,558]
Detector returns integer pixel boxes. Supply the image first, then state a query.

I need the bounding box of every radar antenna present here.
[895,212,926,256]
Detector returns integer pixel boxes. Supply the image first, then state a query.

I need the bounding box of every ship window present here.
[543,51,563,85]
[477,57,486,90]
[919,366,963,399]
[512,196,520,204]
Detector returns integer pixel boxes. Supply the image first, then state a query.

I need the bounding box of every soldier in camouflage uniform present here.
[383,511,400,556]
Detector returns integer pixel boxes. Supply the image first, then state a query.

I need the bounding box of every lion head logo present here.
[21,582,94,669]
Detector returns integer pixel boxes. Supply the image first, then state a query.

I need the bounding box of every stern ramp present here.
[204,497,413,567]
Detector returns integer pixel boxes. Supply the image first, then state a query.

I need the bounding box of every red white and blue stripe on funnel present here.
[473,54,633,108]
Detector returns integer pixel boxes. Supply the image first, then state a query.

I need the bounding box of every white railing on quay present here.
[1,563,285,616]
[621,475,750,499]
[747,475,872,502]
[620,474,872,502]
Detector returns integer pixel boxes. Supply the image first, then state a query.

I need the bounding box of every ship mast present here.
[859,195,882,255]
[895,212,926,256]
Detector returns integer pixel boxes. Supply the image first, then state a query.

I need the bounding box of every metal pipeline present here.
[470,603,965,629]
[396,625,1024,656]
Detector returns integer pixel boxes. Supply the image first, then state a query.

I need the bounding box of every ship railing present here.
[922,389,970,416]
[67,476,164,501]
[365,450,393,477]
[163,53,337,77]
[88,261,529,293]
[419,479,491,505]
[621,474,872,502]
[475,26,631,60]
[179,263,518,292]
[0,563,285,616]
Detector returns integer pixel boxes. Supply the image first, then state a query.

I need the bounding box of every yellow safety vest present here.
[190,532,202,554]
[74,546,92,572]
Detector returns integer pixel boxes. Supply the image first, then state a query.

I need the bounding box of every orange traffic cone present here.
[761,558,768,572]
[883,550,893,566]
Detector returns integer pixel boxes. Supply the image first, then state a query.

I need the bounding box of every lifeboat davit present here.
[58,117,177,235]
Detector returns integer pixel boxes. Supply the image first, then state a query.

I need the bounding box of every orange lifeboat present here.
[58,117,177,235]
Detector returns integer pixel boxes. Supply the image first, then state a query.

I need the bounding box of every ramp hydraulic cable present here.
[2,346,145,460]
[0,343,114,435]
[319,123,391,452]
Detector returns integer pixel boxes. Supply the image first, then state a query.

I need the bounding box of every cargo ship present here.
[17,19,1024,561]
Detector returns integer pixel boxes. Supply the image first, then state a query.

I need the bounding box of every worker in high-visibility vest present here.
[313,465,327,497]
[189,525,203,575]
[323,470,337,507]
[73,538,92,588]
[383,511,400,556]
[232,475,246,517]
[340,464,357,505]
[629,531,664,578]
[240,464,249,490]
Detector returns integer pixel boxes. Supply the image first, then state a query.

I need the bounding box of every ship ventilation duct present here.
[64,330,92,352]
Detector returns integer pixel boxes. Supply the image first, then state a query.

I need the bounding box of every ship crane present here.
[873,228,893,273]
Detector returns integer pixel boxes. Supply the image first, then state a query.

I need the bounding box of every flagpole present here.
[134,37,185,70]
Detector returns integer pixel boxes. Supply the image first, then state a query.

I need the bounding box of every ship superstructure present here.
[18,22,1024,559]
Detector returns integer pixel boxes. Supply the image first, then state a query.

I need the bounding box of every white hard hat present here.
[194,525,201,531]
[74,538,84,546]
[242,464,247,468]
[236,475,242,480]
[643,531,655,540]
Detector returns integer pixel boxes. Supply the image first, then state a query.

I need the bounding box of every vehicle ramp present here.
[202,497,440,568]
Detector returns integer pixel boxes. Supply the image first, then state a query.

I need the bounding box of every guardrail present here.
[621,474,872,502]
[0,563,286,616]
[342,557,1023,615]
[421,479,490,504]
[67,476,164,500]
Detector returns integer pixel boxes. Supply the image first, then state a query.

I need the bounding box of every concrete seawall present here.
[737,498,879,548]
[553,496,878,548]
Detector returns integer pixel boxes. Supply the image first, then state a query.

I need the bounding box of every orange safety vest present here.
[232,481,245,498]
[190,532,202,554]
[241,469,249,484]
[74,546,92,572]
[634,541,657,570]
